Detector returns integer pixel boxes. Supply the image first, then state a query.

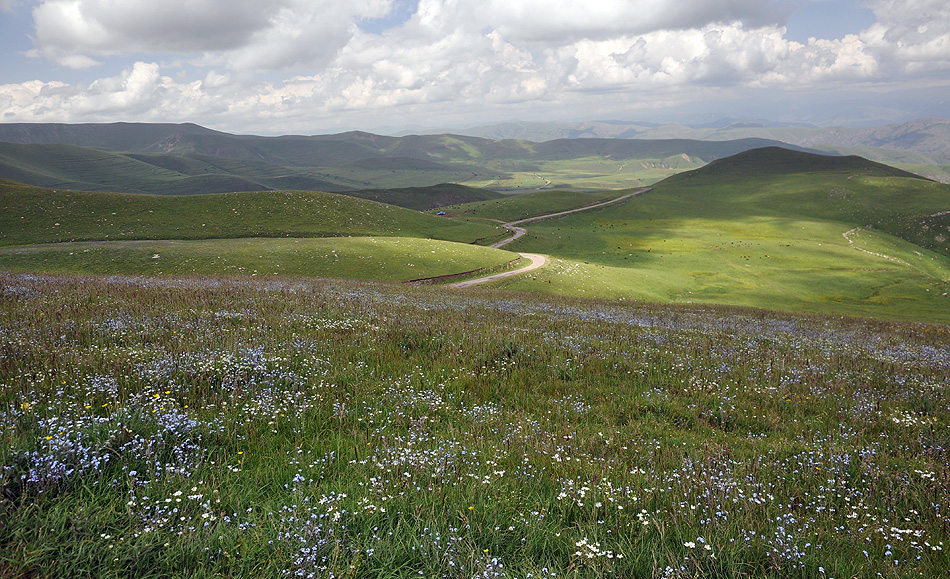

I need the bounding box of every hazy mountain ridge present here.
[0,123,823,195]
[424,118,950,172]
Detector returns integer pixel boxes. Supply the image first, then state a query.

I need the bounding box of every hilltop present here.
[669,146,927,180]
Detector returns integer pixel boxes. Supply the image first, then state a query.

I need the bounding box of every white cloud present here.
[1,0,15,12]
[0,63,216,122]
[4,0,949,130]
[31,0,394,70]
[860,0,950,74]
[482,0,791,42]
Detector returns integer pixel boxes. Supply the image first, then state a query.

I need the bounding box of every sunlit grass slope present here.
[488,148,950,322]
[0,180,504,247]
[0,237,521,282]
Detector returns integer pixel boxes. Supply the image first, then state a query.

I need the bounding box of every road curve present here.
[450,187,651,288]
[446,253,548,289]
[490,187,651,249]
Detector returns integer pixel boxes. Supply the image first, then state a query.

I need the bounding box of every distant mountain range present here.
[0,122,823,195]
[402,118,950,181]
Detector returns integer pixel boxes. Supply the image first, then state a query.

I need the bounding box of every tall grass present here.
[2,272,949,577]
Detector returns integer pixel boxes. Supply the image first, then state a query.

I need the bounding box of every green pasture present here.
[2,147,948,322]
[308,161,504,190]
[0,180,503,247]
[492,224,950,322]
[2,135,830,196]
[0,237,522,282]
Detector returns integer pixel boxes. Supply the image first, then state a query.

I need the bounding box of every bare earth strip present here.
[449,187,651,288]
[446,253,548,288]
[843,227,910,265]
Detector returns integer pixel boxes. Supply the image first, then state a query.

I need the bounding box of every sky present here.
[0,0,948,135]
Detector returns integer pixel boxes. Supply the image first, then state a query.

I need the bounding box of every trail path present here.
[490,187,651,249]
[843,227,909,265]
[446,253,548,288]
[447,187,651,288]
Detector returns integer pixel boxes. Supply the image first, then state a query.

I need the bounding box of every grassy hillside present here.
[2,146,948,322]
[0,180,504,247]
[0,237,521,282]
[423,118,950,183]
[483,149,950,322]
[0,143,273,195]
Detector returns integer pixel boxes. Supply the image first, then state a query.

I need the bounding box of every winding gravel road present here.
[448,187,651,288]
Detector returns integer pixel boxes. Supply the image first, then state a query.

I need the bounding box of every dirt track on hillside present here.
[450,187,651,288]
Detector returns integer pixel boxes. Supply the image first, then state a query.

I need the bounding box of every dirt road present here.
[446,253,548,288]
[452,187,651,287]
[491,187,650,249]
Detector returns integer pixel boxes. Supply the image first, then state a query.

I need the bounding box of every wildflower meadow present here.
[1,272,949,578]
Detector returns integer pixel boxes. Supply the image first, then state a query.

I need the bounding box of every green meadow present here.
[2,147,949,322]
[2,274,949,578]
[345,183,505,212]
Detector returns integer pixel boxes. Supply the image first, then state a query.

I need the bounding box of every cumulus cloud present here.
[31,0,394,70]
[5,0,949,130]
[1,0,15,12]
[482,0,792,42]
[860,0,950,74]
[0,62,225,123]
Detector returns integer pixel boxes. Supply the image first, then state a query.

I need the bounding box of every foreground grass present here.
[2,273,949,578]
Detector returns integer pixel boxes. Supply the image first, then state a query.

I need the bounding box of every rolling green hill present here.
[0,143,272,195]
[0,121,223,151]
[0,180,504,247]
[484,148,950,322]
